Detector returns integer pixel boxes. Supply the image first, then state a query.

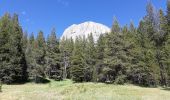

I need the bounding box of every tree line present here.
[0,1,170,87]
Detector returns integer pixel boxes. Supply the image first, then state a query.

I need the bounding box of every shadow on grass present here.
[161,87,170,91]
[3,78,51,85]
[131,83,170,91]
[30,77,51,84]
[37,78,51,84]
[4,80,30,85]
[125,83,158,88]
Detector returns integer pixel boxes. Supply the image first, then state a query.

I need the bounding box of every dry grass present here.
[0,79,170,100]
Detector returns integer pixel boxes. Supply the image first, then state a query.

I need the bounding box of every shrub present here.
[114,75,126,85]
[97,74,106,82]
[53,75,62,81]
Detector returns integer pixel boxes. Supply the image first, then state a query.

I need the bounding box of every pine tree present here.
[155,9,168,86]
[70,37,86,82]
[164,32,170,86]
[145,2,156,41]
[125,21,151,86]
[95,34,106,82]
[11,14,28,82]
[134,20,159,86]
[46,28,62,80]
[0,13,12,84]
[60,37,74,79]
[31,31,47,83]
[133,2,161,86]
[103,19,127,84]
[22,31,28,53]
[164,0,170,86]
[85,33,96,82]
[26,33,36,80]
[129,21,136,34]
[0,13,27,84]
[167,0,170,35]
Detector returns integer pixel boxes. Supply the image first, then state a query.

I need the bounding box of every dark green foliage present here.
[0,13,27,84]
[95,34,106,82]
[167,0,170,35]
[70,37,87,82]
[164,33,170,86]
[114,75,126,85]
[126,31,156,86]
[28,31,47,83]
[0,13,12,84]
[46,28,62,81]
[165,0,170,86]
[125,3,167,86]
[60,37,74,79]
[26,33,35,80]
[70,63,85,82]
[155,9,169,86]
[85,33,96,82]
[102,19,127,84]
[129,20,159,87]
[22,32,28,52]
[11,14,28,83]
[145,2,156,41]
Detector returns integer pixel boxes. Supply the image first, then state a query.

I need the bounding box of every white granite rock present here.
[60,21,110,42]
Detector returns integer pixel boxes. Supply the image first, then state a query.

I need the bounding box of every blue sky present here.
[0,0,167,38]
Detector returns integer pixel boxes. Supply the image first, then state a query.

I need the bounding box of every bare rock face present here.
[60,21,110,42]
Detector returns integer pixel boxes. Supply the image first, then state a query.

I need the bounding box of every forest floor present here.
[0,79,170,100]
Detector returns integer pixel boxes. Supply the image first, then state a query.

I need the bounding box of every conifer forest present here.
[1,1,170,100]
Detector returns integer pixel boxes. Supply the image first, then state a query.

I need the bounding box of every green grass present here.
[0,79,170,100]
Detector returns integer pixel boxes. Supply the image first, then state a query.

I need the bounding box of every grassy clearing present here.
[0,79,170,100]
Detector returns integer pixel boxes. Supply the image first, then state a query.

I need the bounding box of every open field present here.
[0,79,170,100]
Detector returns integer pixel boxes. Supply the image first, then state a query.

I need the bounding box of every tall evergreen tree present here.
[135,20,159,86]
[164,0,170,86]
[60,37,74,79]
[11,14,28,82]
[164,31,170,86]
[95,34,106,82]
[46,28,62,80]
[31,31,47,83]
[70,37,86,82]
[103,19,127,84]
[145,2,156,41]
[85,33,96,82]
[26,33,36,80]
[0,13,13,83]
[0,13,27,83]
[22,31,28,53]
[155,9,168,86]
[166,0,170,35]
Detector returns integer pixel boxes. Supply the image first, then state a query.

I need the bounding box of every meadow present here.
[0,79,170,100]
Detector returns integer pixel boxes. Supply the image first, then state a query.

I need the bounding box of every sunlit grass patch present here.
[0,79,170,100]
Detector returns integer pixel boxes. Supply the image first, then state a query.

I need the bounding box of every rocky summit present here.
[60,21,110,41]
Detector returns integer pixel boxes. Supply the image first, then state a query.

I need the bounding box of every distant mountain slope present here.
[60,21,110,41]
